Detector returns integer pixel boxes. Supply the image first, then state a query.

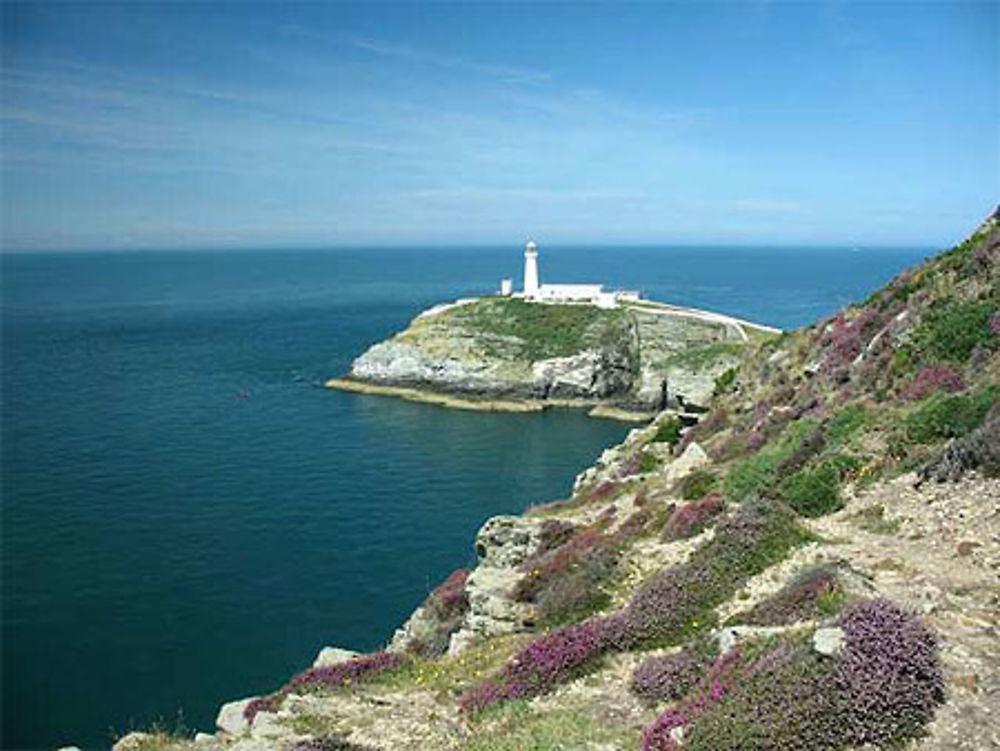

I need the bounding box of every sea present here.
[1,244,932,750]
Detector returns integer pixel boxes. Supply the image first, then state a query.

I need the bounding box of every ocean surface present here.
[1,244,932,749]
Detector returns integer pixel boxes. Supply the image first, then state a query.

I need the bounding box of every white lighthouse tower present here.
[523,239,540,297]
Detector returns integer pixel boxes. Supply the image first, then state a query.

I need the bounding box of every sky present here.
[1,1,997,251]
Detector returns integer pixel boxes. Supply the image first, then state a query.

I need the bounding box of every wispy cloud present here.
[352,37,552,83]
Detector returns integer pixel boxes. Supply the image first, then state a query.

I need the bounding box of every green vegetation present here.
[714,367,738,396]
[779,462,842,518]
[910,299,997,364]
[825,403,870,446]
[905,385,999,443]
[639,451,661,473]
[466,702,634,751]
[723,419,820,502]
[661,341,744,371]
[651,415,683,445]
[451,298,627,361]
[678,468,718,500]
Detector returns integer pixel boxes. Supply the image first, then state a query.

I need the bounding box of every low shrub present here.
[713,368,738,396]
[457,620,608,713]
[727,564,842,626]
[905,385,999,443]
[780,462,842,517]
[911,299,997,364]
[676,469,717,501]
[245,651,404,722]
[652,416,683,446]
[653,599,944,751]
[631,649,707,704]
[837,599,945,747]
[918,401,1000,482]
[723,419,820,502]
[660,496,724,541]
[611,500,810,650]
[901,365,965,403]
[824,403,869,445]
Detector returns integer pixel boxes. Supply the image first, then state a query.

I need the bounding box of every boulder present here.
[665,441,710,482]
[111,734,151,751]
[812,627,845,657]
[313,646,359,668]
[216,697,256,736]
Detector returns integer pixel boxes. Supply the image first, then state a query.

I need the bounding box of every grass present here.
[450,298,628,361]
[910,299,997,364]
[825,403,870,446]
[660,341,744,372]
[368,634,528,698]
[466,701,637,751]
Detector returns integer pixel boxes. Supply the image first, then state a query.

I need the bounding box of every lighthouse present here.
[523,239,539,297]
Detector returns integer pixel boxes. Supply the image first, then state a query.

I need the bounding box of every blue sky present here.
[2,1,997,250]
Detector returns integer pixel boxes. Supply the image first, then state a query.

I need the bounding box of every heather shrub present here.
[901,365,965,402]
[837,599,945,746]
[536,519,575,553]
[662,599,944,751]
[652,416,683,445]
[681,647,843,751]
[727,564,843,626]
[245,651,404,722]
[614,500,810,649]
[905,384,999,443]
[660,495,724,541]
[676,469,717,501]
[458,620,607,713]
[631,649,707,704]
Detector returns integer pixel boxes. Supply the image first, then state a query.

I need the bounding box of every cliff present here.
[326,296,780,417]
[118,209,999,751]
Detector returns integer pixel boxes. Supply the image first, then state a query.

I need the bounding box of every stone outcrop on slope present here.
[330,296,773,413]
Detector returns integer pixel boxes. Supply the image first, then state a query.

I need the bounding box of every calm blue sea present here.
[1,244,931,749]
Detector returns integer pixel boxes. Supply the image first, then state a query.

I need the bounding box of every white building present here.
[499,240,640,309]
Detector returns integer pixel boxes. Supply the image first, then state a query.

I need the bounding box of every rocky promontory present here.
[327,296,780,417]
[115,209,1000,751]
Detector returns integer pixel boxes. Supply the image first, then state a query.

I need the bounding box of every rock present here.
[194,732,217,745]
[216,697,256,736]
[249,711,285,739]
[957,541,981,556]
[474,515,541,567]
[813,627,846,657]
[112,734,152,751]
[313,646,359,667]
[665,441,710,482]
[56,747,83,751]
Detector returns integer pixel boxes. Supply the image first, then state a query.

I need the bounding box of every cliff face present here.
[118,210,1000,751]
[333,296,770,413]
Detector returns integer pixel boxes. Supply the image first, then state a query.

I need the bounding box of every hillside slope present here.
[119,210,999,751]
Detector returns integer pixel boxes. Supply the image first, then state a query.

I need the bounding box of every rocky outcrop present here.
[332,297,775,413]
[447,515,543,653]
